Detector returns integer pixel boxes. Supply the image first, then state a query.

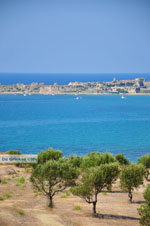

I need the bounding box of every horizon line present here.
[0,72,150,75]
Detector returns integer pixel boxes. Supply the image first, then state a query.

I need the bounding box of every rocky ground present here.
[0,164,149,226]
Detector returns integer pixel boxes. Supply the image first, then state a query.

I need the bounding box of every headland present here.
[0,77,150,95]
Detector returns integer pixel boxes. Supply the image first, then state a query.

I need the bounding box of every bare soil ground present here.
[0,165,149,226]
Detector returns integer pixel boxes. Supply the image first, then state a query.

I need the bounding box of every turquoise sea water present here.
[0,94,150,162]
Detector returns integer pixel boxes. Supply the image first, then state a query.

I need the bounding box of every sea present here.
[0,73,150,162]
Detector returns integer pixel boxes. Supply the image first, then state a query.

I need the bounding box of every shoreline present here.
[1,78,150,95]
[0,92,150,95]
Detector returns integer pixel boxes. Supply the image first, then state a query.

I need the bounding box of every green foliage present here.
[7,150,21,155]
[101,152,116,164]
[18,177,25,184]
[116,88,127,93]
[66,190,71,196]
[16,194,24,197]
[71,163,119,214]
[113,185,120,189]
[81,152,116,169]
[16,184,21,186]
[5,193,12,198]
[68,155,83,168]
[138,154,150,180]
[14,163,26,167]
[120,164,145,202]
[2,180,7,184]
[17,209,25,215]
[138,204,150,226]
[102,192,107,196]
[31,159,79,208]
[103,162,120,191]
[115,154,129,165]
[74,205,82,210]
[138,154,150,169]
[60,195,67,198]
[138,186,150,226]
[0,196,4,201]
[30,162,37,168]
[144,185,150,205]
[61,190,71,198]
[37,147,62,164]
[141,90,150,93]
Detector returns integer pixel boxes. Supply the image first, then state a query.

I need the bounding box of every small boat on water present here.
[121,95,125,99]
[76,96,82,100]
[23,94,27,96]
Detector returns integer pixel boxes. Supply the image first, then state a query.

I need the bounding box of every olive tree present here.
[138,185,150,226]
[138,154,150,181]
[31,159,79,208]
[37,147,62,164]
[68,155,83,168]
[120,164,145,202]
[115,153,129,165]
[81,152,116,170]
[71,163,119,214]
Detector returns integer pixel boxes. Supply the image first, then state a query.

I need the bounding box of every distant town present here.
[0,77,150,95]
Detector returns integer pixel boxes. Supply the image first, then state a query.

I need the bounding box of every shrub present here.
[2,180,7,184]
[5,193,12,198]
[14,163,26,168]
[61,190,71,198]
[18,177,25,184]
[61,195,67,198]
[74,205,82,210]
[7,150,21,155]
[17,210,24,215]
[0,196,4,201]
[66,190,70,196]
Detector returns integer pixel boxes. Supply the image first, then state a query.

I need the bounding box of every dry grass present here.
[0,165,149,226]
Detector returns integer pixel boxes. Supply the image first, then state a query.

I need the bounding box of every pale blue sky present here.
[0,0,149,73]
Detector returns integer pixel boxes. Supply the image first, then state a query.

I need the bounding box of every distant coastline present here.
[1,77,150,95]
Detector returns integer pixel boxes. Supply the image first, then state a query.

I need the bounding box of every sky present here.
[0,0,149,73]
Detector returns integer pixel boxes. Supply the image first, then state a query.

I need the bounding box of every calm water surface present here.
[0,94,150,162]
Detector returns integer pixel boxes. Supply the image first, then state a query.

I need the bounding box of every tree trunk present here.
[93,201,97,214]
[49,196,53,208]
[128,191,132,203]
